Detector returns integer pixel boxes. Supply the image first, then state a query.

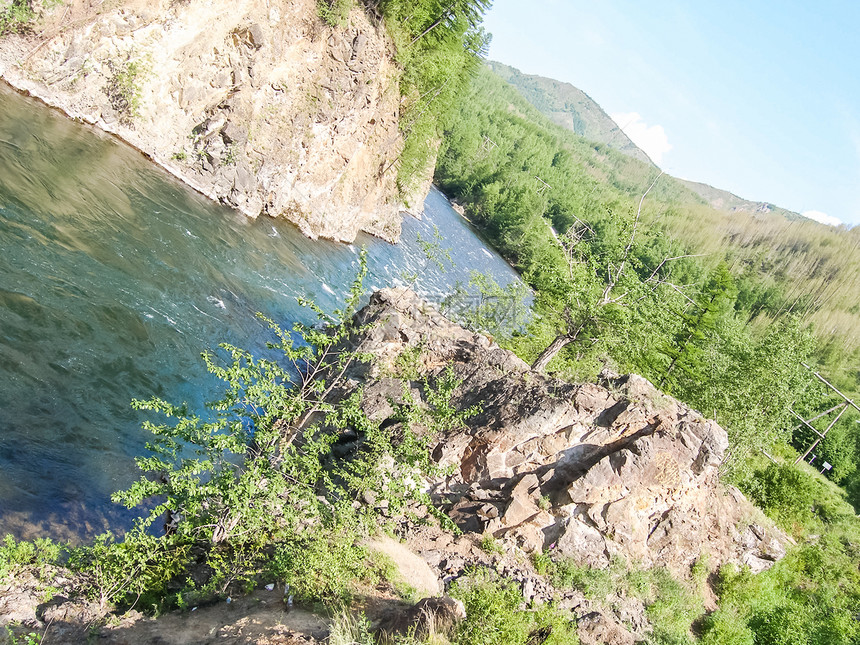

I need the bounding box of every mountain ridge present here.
[488,60,808,223]
[487,60,653,165]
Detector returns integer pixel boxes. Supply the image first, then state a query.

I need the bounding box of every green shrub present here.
[699,610,755,645]
[530,550,551,576]
[741,462,858,534]
[66,529,189,610]
[479,534,504,556]
[550,557,614,599]
[68,251,469,611]
[268,527,369,605]
[316,0,351,28]
[0,0,35,35]
[0,535,60,578]
[106,56,148,123]
[644,568,701,644]
[450,569,577,645]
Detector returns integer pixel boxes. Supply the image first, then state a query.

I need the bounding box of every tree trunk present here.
[531,334,574,373]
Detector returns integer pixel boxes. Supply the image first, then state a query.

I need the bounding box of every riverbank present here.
[0,0,431,243]
[1,288,791,644]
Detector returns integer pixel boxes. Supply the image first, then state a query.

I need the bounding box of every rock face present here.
[0,0,428,242]
[348,289,791,575]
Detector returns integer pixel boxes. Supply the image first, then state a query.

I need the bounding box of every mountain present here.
[675,177,804,220]
[487,60,653,165]
[488,61,810,222]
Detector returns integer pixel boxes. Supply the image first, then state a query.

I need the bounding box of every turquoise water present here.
[0,82,522,540]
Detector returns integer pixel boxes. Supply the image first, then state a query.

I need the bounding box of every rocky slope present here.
[0,0,427,242]
[675,177,804,220]
[1,289,795,644]
[348,289,791,577]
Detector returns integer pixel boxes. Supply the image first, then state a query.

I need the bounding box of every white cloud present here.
[610,112,673,164]
[802,210,843,227]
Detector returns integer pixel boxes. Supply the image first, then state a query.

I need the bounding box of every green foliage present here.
[3,627,43,645]
[478,534,503,556]
[377,0,491,195]
[106,56,148,123]
[450,569,578,645]
[530,550,551,576]
[0,535,60,578]
[268,529,369,605]
[61,251,467,611]
[702,460,860,645]
[328,611,375,645]
[739,462,856,533]
[316,0,351,28]
[0,0,35,35]
[547,556,703,644]
[66,529,189,609]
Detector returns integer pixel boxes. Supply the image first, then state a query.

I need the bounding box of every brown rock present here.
[376,596,466,640]
[344,289,793,576]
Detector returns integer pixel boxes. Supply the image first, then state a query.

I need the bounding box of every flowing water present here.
[0,82,523,541]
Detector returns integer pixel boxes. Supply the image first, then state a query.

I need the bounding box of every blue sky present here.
[482,0,860,226]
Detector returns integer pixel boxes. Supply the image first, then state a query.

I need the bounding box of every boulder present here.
[346,289,793,575]
[375,596,466,640]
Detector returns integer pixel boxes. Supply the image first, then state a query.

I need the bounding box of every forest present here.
[430,59,860,644]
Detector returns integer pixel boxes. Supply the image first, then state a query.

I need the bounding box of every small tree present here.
[530,172,669,373]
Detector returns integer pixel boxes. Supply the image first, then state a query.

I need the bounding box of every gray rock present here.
[344,289,793,576]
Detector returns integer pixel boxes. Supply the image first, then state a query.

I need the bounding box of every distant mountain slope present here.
[488,61,809,223]
[676,178,803,221]
[487,60,653,165]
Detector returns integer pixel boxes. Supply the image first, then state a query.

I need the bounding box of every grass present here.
[547,555,704,644]
[316,0,351,28]
[449,569,578,645]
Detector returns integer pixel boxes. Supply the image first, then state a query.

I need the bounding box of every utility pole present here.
[791,363,860,466]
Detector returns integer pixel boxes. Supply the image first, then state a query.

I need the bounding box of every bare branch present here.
[645,254,708,283]
[599,170,664,304]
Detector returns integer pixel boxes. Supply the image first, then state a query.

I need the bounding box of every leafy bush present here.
[377,0,491,195]
[268,526,370,605]
[450,569,577,645]
[106,56,148,123]
[66,530,189,610]
[703,526,860,645]
[548,556,703,644]
[0,535,60,578]
[740,462,856,533]
[65,252,468,610]
[0,0,35,35]
[316,0,351,28]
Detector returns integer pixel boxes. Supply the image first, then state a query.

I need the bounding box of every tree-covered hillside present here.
[431,61,860,644]
[434,64,860,495]
[487,60,653,164]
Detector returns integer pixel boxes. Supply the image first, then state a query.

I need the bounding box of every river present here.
[0,82,523,541]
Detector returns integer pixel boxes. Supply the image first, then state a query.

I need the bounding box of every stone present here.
[0,0,428,242]
[577,611,637,645]
[376,596,466,640]
[344,289,793,576]
[362,535,441,598]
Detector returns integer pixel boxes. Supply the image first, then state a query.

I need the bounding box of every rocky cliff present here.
[348,289,792,577]
[0,0,425,242]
